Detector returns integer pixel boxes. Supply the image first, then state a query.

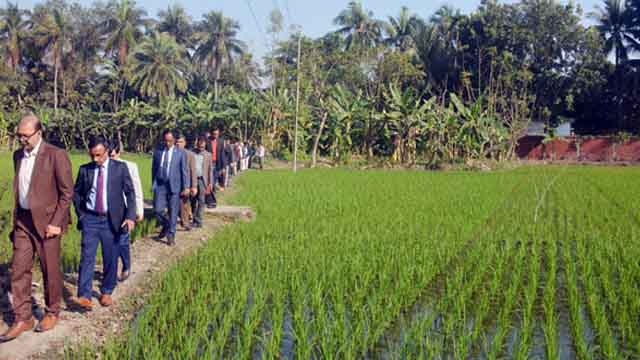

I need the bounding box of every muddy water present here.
[280,301,295,359]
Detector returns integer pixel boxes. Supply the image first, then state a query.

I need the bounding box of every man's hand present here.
[181,189,190,197]
[45,225,62,239]
[206,184,213,194]
[136,214,144,222]
[190,187,197,196]
[122,219,135,233]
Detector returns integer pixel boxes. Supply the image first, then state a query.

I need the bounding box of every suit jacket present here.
[13,142,74,239]
[184,149,197,189]
[73,159,136,232]
[206,137,227,170]
[223,144,233,166]
[152,146,188,194]
[192,149,213,187]
[122,159,144,218]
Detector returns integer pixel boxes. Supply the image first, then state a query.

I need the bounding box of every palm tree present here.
[194,11,246,101]
[412,18,451,93]
[630,0,640,48]
[68,6,103,91]
[233,53,260,90]
[430,6,465,67]
[591,0,637,127]
[33,8,72,110]
[385,6,419,52]
[102,0,147,66]
[157,4,193,47]
[591,0,636,67]
[0,2,30,72]
[127,32,190,99]
[333,1,385,50]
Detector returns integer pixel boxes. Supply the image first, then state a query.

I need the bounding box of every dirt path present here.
[0,203,253,360]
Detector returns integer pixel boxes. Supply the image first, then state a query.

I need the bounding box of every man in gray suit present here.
[152,129,189,246]
[190,136,213,228]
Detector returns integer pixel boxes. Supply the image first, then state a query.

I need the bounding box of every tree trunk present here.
[119,40,128,66]
[615,49,624,130]
[311,112,327,168]
[271,51,277,97]
[54,58,59,111]
[62,65,66,106]
[117,129,123,151]
[214,61,222,102]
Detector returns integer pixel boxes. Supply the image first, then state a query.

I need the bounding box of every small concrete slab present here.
[143,200,253,222]
[204,206,254,222]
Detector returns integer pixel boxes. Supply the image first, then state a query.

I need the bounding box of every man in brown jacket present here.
[176,134,197,231]
[0,115,74,342]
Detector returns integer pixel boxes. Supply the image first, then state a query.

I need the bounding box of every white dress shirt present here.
[122,159,144,218]
[18,139,42,209]
[160,146,174,179]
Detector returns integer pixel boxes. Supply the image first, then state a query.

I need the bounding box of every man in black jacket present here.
[205,127,227,207]
[73,136,136,309]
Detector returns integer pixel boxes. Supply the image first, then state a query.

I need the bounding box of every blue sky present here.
[16,0,602,63]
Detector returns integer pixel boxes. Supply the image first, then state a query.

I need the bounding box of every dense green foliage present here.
[65,166,640,358]
[0,152,153,271]
[0,0,638,165]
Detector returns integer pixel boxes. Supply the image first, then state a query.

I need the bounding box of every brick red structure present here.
[516,136,640,162]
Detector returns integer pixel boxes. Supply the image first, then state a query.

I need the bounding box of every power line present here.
[244,0,269,44]
[283,0,294,28]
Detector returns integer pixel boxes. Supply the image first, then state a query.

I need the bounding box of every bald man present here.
[0,115,73,342]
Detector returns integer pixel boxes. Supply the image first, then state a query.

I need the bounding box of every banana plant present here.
[326,84,368,163]
[260,89,293,152]
[382,84,432,165]
[450,93,509,161]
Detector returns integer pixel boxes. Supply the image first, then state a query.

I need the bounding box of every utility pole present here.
[293,29,302,173]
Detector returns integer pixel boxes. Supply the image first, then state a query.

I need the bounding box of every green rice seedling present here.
[560,214,591,360]
[56,166,640,359]
[515,230,542,360]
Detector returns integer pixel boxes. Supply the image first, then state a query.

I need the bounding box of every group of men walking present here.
[0,115,264,342]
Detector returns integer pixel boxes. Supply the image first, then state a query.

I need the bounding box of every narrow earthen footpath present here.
[0,203,254,360]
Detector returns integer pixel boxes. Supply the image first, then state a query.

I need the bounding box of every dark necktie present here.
[95,165,105,214]
[161,149,170,181]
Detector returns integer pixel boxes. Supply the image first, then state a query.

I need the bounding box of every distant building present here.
[525,121,573,137]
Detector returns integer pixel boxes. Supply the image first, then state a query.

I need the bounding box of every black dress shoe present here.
[167,235,175,246]
[118,270,130,282]
[193,222,203,228]
[158,228,168,239]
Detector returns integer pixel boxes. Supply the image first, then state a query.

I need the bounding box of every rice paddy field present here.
[0,151,154,272]
[71,165,640,359]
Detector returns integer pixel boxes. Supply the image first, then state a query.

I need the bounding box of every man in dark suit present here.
[73,136,136,309]
[0,115,73,342]
[152,129,189,245]
[205,127,227,207]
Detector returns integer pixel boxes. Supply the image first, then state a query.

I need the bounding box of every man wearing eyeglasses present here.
[0,114,73,342]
